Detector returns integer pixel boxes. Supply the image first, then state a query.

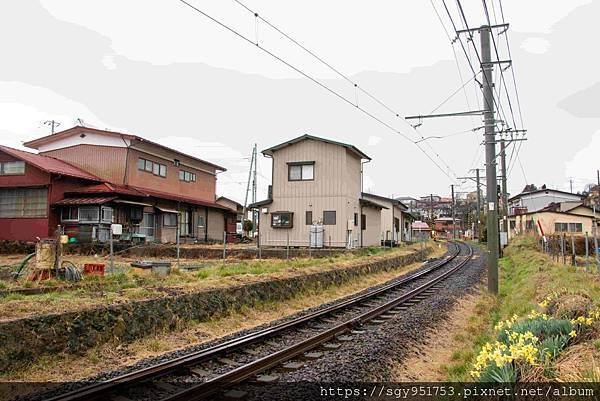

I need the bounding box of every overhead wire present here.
[178,0,461,181]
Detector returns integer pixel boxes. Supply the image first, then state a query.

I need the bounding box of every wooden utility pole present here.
[481,25,499,294]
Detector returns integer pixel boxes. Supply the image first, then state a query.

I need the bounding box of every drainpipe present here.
[121,136,131,186]
[360,159,371,247]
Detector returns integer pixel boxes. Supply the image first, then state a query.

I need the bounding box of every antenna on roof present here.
[75,118,86,127]
[43,120,61,134]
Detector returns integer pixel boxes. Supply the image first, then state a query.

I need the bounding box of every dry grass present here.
[0,242,440,322]
[390,285,494,381]
[0,256,438,383]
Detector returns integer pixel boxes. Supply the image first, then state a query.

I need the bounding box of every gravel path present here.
[239,244,486,401]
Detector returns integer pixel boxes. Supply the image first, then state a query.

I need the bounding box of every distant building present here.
[361,193,412,245]
[411,221,432,241]
[508,185,584,216]
[249,134,385,248]
[433,217,462,239]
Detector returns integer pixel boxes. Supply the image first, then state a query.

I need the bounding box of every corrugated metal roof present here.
[54,196,117,205]
[130,186,230,210]
[23,126,226,171]
[0,145,100,181]
[262,134,371,160]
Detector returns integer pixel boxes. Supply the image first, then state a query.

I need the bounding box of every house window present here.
[101,207,113,223]
[361,214,366,230]
[0,188,47,218]
[138,158,167,177]
[179,170,196,182]
[354,213,358,226]
[163,213,177,227]
[305,210,312,225]
[568,222,583,232]
[0,161,25,175]
[509,220,516,229]
[140,212,156,237]
[323,210,336,225]
[61,206,78,221]
[79,206,100,223]
[271,212,293,228]
[288,162,314,181]
[179,211,190,236]
[525,220,534,230]
[197,215,205,228]
[394,217,400,231]
[554,222,568,232]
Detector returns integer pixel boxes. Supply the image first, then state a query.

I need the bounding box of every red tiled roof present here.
[0,145,100,181]
[62,182,230,211]
[54,196,117,205]
[130,186,230,210]
[66,182,145,196]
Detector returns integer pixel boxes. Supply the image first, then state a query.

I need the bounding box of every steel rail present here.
[165,242,474,401]
[46,242,463,401]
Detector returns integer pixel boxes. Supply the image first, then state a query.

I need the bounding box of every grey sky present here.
[0,0,598,203]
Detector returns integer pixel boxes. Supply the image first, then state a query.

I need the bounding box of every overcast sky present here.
[1,0,598,203]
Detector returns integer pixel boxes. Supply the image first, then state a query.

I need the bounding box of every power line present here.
[177,0,460,181]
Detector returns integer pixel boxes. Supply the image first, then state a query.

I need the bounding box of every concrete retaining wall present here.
[0,247,432,371]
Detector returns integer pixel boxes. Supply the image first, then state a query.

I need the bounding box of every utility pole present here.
[242,144,257,237]
[458,168,482,241]
[481,25,499,294]
[500,139,509,236]
[570,178,574,193]
[44,120,61,134]
[476,168,481,241]
[430,194,434,224]
[251,144,257,237]
[451,184,456,239]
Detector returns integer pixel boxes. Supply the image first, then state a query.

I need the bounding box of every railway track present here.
[43,241,474,401]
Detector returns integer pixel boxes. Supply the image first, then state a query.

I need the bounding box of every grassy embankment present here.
[444,235,600,382]
[0,242,441,321]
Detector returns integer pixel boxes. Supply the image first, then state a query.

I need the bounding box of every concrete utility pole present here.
[451,184,456,239]
[251,144,257,236]
[481,25,499,294]
[430,194,434,223]
[242,143,258,236]
[476,168,482,241]
[500,139,509,236]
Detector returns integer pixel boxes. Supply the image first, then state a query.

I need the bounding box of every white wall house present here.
[508,187,585,215]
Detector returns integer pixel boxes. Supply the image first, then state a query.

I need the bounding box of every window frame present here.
[271,211,293,228]
[78,206,100,223]
[0,188,47,218]
[361,214,366,230]
[0,161,25,176]
[138,157,167,178]
[305,210,313,225]
[179,170,197,182]
[61,206,79,222]
[568,222,583,233]
[287,161,315,182]
[162,213,177,227]
[323,210,336,225]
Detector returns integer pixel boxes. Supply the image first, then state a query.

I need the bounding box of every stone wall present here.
[0,247,432,371]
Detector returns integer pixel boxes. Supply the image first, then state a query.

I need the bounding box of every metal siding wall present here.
[42,145,127,184]
[261,140,364,248]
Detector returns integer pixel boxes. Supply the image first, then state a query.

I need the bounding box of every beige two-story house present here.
[250,135,384,248]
